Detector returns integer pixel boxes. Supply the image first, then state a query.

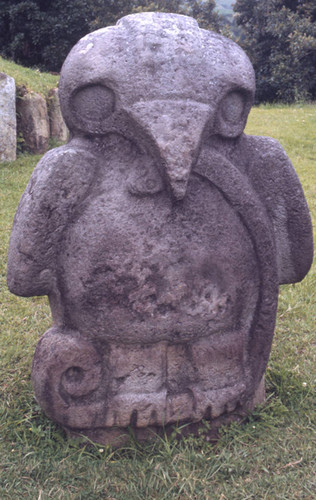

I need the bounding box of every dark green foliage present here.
[234,0,316,103]
[89,0,136,29]
[187,0,221,31]
[0,0,95,72]
[0,0,222,72]
[90,1,222,35]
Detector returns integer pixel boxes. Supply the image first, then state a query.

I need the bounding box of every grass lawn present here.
[0,104,315,499]
[0,56,59,97]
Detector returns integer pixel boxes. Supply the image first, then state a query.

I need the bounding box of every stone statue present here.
[7,13,313,445]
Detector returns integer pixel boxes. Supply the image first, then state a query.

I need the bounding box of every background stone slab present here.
[0,73,16,162]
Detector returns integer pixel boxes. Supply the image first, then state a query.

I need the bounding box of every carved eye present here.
[221,91,245,124]
[128,164,164,197]
[216,89,251,138]
[71,84,115,124]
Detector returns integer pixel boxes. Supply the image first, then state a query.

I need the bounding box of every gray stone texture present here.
[7,13,313,444]
[0,73,16,162]
[48,88,68,143]
[16,90,50,154]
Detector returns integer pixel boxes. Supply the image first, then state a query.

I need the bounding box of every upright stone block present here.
[7,13,313,445]
[48,88,68,143]
[17,90,50,154]
[0,73,16,162]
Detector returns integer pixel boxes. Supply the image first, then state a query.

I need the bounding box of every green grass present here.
[0,56,59,97]
[0,105,315,499]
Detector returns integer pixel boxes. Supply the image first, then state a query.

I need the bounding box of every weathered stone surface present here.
[48,88,68,143]
[7,12,313,444]
[16,90,50,154]
[0,73,16,162]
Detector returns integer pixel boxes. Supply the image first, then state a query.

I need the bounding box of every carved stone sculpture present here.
[7,13,313,444]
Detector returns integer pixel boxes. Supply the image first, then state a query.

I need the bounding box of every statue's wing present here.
[245,135,313,284]
[7,145,98,297]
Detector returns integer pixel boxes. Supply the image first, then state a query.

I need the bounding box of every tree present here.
[92,1,222,33]
[234,0,316,102]
[0,0,224,72]
[0,0,96,71]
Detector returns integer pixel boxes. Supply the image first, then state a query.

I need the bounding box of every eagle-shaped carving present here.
[7,13,313,443]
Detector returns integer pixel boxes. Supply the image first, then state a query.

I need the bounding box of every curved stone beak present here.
[130,100,210,200]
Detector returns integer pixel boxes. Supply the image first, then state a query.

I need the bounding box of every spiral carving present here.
[32,327,105,428]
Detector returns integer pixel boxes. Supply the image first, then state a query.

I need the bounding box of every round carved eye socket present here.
[221,91,246,124]
[72,84,115,122]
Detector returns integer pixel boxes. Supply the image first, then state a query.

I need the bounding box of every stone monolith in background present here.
[7,12,313,445]
[48,88,68,143]
[16,90,50,154]
[0,73,16,162]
